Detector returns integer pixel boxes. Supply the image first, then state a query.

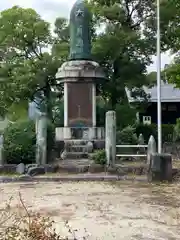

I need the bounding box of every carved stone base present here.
[147,153,172,182]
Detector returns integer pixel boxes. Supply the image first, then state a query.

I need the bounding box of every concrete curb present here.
[0,175,147,183]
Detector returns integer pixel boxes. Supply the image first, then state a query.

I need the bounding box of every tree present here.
[88,0,156,109]
[165,56,180,87]
[144,0,180,89]
[0,6,69,120]
[159,0,180,53]
[0,6,69,161]
[144,0,180,53]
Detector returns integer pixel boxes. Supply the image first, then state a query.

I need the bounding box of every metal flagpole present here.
[157,0,162,153]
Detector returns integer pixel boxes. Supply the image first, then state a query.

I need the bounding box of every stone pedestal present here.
[147,153,172,182]
[55,127,105,141]
[56,60,105,129]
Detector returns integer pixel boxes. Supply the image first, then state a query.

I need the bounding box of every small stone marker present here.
[147,135,156,165]
[86,141,93,153]
[16,163,25,174]
[138,134,144,145]
[138,133,145,156]
[82,129,89,139]
[61,149,67,160]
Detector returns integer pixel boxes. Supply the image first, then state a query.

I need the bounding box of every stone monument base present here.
[147,153,172,182]
[55,127,105,160]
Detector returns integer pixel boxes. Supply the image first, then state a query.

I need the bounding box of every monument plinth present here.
[56,60,104,128]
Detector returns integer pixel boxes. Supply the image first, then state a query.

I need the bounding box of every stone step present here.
[65,152,88,159]
[70,145,88,148]
[66,149,88,153]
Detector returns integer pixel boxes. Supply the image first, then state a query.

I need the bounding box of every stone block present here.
[27,166,45,176]
[0,164,17,174]
[116,167,126,176]
[86,141,93,153]
[58,165,89,174]
[93,140,105,150]
[16,163,25,174]
[88,163,105,173]
[106,166,117,175]
[147,153,172,182]
[43,164,59,173]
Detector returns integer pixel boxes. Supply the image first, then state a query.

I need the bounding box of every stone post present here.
[0,135,4,165]
[138,134,144,145]
[147,135,172,182]
[36,113,47,165]
[147,135,156,165]
[105,111,116,166]
[138,133,145,158]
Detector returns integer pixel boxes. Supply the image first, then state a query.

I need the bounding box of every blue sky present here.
[1,0,173,72]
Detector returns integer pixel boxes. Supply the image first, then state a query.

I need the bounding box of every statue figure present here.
[69,0,92,60]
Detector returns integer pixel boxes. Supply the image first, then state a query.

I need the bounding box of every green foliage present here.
[135,123,174,143]
[162,124,174,143]
[144,0,180,53]
[52,99,64,127]
[159,0,180,53]
[96,97,137,128]
[117,126,138,145]
[135,123,156,143]
[96,97,107,127]
[88,0,156,108]
[116,104,137,130]
[116,126,138,158]
[0,6,69,119]
[146,71,167,87]
[165,56,180,88]
[91,149,106,165]
[6,102,28,122]
[173,118,180,142]
[3,120,36,164]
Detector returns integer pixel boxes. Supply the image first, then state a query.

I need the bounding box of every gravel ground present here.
[0,181,180,239]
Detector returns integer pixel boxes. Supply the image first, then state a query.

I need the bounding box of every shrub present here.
[135,123,174,143]
[3,120,36,164]
[135,123,156,143]
[91,149,106,165]
[173,118,180,142]
[162,124,174,142]
[116,126,138,145]
[116,104,137,130]
[116,126,138,159]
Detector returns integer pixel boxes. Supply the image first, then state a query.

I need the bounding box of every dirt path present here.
[0,181,180,239]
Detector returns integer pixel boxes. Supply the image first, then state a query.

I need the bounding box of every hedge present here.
[3,119,55,164]
[3,120,36,164]
[134,123,174,143]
